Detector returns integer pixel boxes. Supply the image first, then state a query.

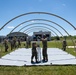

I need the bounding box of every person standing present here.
[42,34,48,62]
[9,39,13,50]
[17,38,21,48]
[26,36,29,48]
[31,42,38,63]
[4,39,9,52]
[62,40,67,51]
[13,36,17,48]
[31,36,39,63]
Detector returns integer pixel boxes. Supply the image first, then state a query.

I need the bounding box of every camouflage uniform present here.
[9,39,13,50]
[4,39,8,52]
[17,39,21,48]
[42,35,48,62]
[31,42,38,63]
[13,37,17,48]
[62,40,67,51]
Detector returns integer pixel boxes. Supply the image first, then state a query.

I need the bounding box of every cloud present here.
[7,26,14,29]
[62,4,66,6]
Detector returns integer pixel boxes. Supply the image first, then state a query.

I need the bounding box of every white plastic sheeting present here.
[0,48,76,66]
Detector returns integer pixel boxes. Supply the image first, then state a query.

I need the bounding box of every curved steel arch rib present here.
[10,19,70,36]
[0,12,76,30]
[18,23,64,37]
[25,27,54,34]
[26,28,55,37]
[23,26,59,37]
[25,28,50,34]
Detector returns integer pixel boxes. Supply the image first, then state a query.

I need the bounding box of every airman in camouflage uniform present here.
[42,34,48,62]
[4,39,8,52]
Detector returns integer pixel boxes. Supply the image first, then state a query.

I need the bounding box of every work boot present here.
[31,61,34,63]
[36,61,39,63]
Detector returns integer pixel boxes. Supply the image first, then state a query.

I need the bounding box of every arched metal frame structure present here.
[7,19,76,51]
[23,26,58,36]
[26,28,50,34]
[7,18,75,51]
[10,19,72,36]
[0,12,75,51]
[0,12,76,30]
[9,19,72,48]
[18,23,64,37]
[9,19,74,48]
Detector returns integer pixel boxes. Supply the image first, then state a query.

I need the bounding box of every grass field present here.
[0,40,76,75]
[0,66,76,75]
